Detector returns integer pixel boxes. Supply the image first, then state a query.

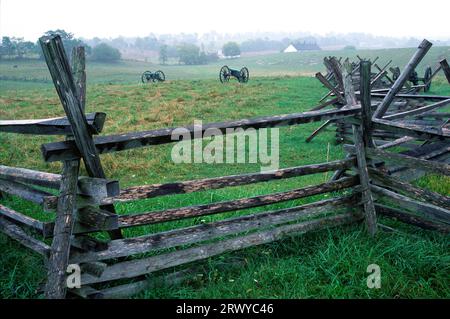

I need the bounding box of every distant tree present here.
[0,37,14,58]
[343,45,356,51]
[91,43,121,62]
[159,45,168,64]
[41,29,89,59]
[222,42,241,57]
[177,43,205,65]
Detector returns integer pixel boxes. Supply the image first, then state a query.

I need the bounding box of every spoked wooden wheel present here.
[141,71,152,83]
[423,66,432,92]
[155,70,166,82]
[239,67,249,83]
[219,66,231,83]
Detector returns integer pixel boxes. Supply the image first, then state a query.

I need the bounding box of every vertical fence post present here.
[360,61,374,148]
[44,159,80,299]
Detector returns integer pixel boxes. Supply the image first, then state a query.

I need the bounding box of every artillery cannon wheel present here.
[155,70,166,82]
[239,67,249,83]
[423,66,432,92]
[141,71,152,83]
[219,66,231,83]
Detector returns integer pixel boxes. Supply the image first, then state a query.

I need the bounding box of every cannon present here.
[219,66,249,83]
[141,70,166,83]
[391,66,433,92]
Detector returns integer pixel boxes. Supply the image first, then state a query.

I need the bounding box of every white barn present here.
[283,44,298,53]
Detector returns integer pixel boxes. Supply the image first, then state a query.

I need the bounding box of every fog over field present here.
[1,0,450,49]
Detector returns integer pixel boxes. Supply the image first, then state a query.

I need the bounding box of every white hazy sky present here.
[1,0,449,41]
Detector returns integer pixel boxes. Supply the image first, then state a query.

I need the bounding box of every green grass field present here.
[0,48,449,299]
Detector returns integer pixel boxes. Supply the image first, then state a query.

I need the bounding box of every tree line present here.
[0,30,122,62]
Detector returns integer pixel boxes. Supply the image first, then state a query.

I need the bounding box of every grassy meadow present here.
[0,48,449,299]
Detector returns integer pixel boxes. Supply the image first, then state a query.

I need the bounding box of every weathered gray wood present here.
[315,72,345,103]
[372,118,450,141]
[0,165,119,197]
[70,235,108,252]
[40,35,105,177]
[41,106,365,162]
[378,136,415,150]
[439,59,450,84]
[74,206,119,231]
[367,146,450,176]
[369,168,449,209]
[97,258,247,299]
[305,120,333,143]
[44,159,80,299]
[70,194,360,263]
[80,212,363,285]
[105,159,354,203]
[359,61,374,147]
[0,113,106,135]
[71,46,86,112]
[352,125,377,236]
[81,262,107,278]
[383,99,450,121]
[376,204,449,234]
[69,286,103,299]
[371,185,450,224]
[0,178,55,206]
[0,216,51,256]
[118,176,359,228]
[0,204,51,236]
[342,59,357,106]
[372,39,432,119]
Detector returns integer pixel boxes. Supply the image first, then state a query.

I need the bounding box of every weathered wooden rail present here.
[0,36,448,299]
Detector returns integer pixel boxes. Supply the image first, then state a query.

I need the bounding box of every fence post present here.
[44,159,80,299]
[39,35,122,240]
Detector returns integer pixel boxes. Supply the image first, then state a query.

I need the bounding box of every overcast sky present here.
[1,0,449,41]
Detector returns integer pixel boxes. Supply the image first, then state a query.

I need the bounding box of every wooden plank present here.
[97,258,247,299]
[0,216,51,256]
[80,212,363,285]
[366,146,450,176]
[0,178,55,206]
[352,125,377,236]
[372,39,433,119]
[118,176,359,228]
[0,113,106,135]
[371,185,450,224]
[41,106,365,162]
[369,168,450,209]
[104,159,355,203]
[315,72,345,103]
[383,99,450,120]
[376,204,449,234]
[305,120,333,143]
[372,118,450,141]
[70,194,359,263]
[44,159,80,299]
[0,165,119,197]
[74,206,119,231]
[439,59,450,84]
[378,136,415,150]
[0,204,50,236]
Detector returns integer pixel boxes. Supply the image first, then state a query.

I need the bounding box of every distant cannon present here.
[391,66,433,92]
[219,66,249,83]
[141,70,166,83]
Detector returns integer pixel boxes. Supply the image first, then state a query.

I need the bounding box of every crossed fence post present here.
[39,35,122,299]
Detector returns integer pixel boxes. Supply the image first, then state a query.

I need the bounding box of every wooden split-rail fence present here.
[0,36,449,299]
